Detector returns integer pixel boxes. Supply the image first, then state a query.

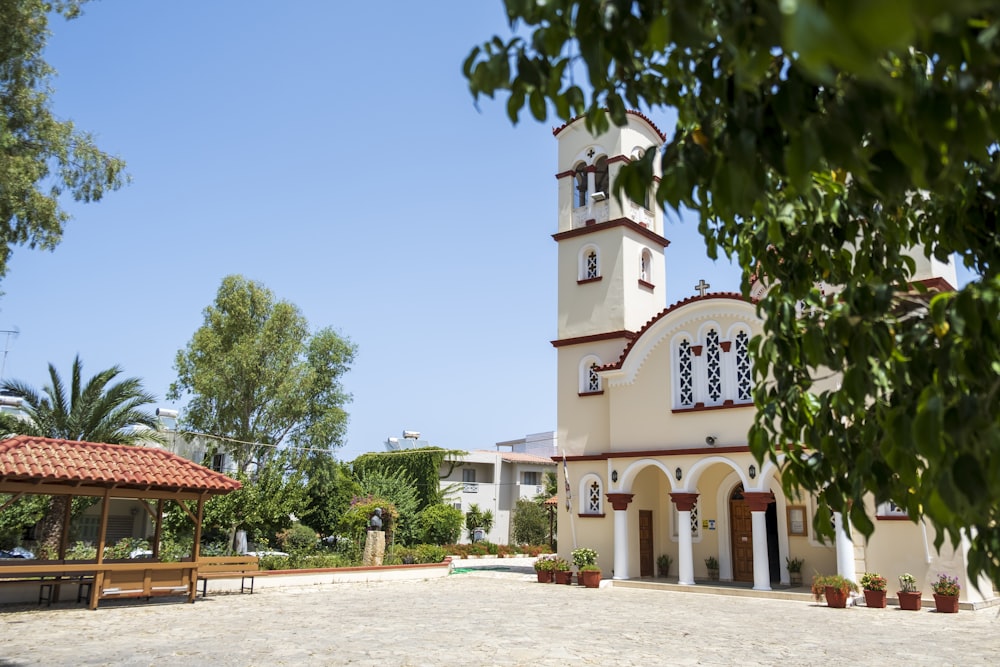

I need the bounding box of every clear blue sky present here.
[0,2,970,462]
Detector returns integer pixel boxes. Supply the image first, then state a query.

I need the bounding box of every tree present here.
[511,498,548,546]
[355,466,420,546]
[0,0,128,280]
[0,355,161,555]
[466,1,1000,587]
[169,274,356,474]
[352,447,463,512]
[298,453,360,537]
[464,503,495,541]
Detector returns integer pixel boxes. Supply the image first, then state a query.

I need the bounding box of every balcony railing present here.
[463,482,479,493]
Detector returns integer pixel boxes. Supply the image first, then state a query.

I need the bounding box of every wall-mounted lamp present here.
[705,436,716,446]
[675,467,682,481]
[591,191,608,202]
[611,470,618,483]
[749,464,757,480]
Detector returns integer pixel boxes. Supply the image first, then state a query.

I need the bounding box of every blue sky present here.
[2,2,965,462]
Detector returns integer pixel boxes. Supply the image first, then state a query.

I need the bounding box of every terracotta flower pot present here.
[536,570,553,583]
[579,569,601,588]
[897,591,922,611]
[824,586,849,608]
[554,570,573,585]
[863,589,887,608]
[933,594,959,613]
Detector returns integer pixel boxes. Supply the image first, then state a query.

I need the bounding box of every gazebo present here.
[0,435,241,609]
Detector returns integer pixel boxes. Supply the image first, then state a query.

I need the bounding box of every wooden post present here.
[89,488,112,610]
[152,500,164,560]
[188,495,205,603]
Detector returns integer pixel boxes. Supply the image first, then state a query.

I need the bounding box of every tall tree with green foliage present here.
[0,0,128,280]
[352,448,462,512]
[467,1,1000,587]
[298,453,360,537]
[0,355,161,554]
[169,274,356,474]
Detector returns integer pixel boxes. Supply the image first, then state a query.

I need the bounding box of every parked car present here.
[0,546,35,559]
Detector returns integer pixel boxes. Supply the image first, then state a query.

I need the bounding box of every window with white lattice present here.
[579,355,603,395]
[677,338,693,407]
[579,474,603,515]
[735,329,752,402]
[706,328,722,403]
[578,245,600,281]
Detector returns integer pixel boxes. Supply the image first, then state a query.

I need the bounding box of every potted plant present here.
[859,572,887,608]
[786,556,804,586]
[572,547,601,588]
[930,573,960,613]
[552,557,573,585]
[533,554,556,583]
[705,556,719,581]
[811,573,859,608]
[657,553,673,578]
[897,573,922,611]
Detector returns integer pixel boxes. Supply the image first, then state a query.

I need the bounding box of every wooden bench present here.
[0,560,95,606]
[196,555,259,598]
[97,561,197,604]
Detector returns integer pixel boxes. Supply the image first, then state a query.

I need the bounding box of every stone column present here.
[363,530,386,566]
[606,493,634,580]
[670,493,699,585]
[744,492,775,591]
[833,512,857,583]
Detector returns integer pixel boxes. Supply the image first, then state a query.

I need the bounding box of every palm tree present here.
[0,356,162,556]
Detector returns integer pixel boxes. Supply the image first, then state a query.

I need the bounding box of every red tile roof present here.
[0,435,241,495]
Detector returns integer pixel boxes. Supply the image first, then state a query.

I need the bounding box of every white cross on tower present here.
[695,279,710,297]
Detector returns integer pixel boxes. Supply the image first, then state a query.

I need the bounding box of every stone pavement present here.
[1,558,998,666]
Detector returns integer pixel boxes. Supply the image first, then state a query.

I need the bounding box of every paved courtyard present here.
[1,561,998,666]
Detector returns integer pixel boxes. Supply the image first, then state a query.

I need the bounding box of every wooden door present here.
[730,486,754,582]
[639,510,653,577]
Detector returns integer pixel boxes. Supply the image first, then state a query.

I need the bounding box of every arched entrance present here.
[729,484,779,583]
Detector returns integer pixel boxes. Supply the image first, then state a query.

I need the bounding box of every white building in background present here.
[439,432,557,545]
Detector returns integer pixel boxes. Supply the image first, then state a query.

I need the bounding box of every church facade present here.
[551,112,994,604]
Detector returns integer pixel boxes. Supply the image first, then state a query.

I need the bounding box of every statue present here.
[369,507,383,531]
[364,507,385,566]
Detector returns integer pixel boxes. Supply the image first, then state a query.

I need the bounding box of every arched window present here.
[706,328,722,403]
[574,163,589,208]
[580,474,603,514]
[579,355,603,394]
[735,329,752,402]
[640,249,652,283]
[579,245,600,281]
[677,338,694,407]
[594,156,609,198]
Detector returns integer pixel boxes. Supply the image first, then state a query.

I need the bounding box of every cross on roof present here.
[695,279,710,297]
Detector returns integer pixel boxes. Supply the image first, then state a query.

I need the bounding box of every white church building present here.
[550,111,995,605]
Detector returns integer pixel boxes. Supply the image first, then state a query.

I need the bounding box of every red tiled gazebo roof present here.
[0,435,241,499]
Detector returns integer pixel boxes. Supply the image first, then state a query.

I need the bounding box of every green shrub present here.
[511,498,549,546]
[413,544,447,563]
[277,523,318,554]
[104,537,149,559]
[415,504,463,545]
[66,541,97,560]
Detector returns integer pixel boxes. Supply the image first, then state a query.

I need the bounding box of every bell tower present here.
[551,112,669,454]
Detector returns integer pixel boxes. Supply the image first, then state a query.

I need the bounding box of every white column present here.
[671,493,698,586]
[750,510,771,591]
[744,492,773,592]
[613,508,629,580]
[834,512,857,583]
[606,493,634,581]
